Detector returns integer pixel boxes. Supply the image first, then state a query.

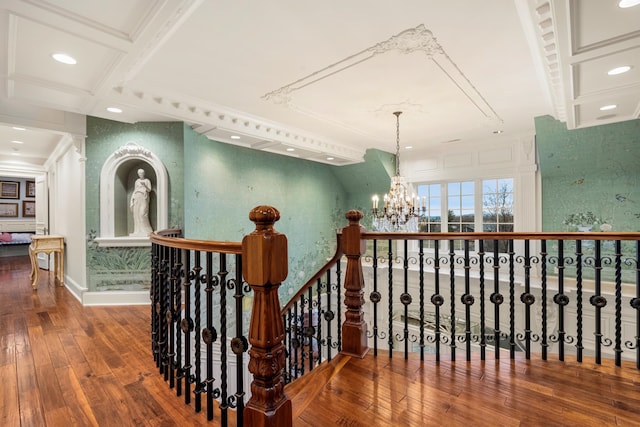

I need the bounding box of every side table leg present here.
[29,247,39,289]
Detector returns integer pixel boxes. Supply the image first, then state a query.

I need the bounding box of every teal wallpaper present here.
[85,117,185,292]
[331,148,395,229]
[536,115,640,232]
[183,128,353,300]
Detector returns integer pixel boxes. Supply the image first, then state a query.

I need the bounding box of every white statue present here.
[130,168,153,236]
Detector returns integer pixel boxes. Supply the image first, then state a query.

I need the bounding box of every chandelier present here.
[371,111,419,232]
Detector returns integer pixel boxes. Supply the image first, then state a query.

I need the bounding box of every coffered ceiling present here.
[0,0,638,171]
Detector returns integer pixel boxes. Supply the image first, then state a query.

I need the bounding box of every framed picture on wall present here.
[0,202,18,217]
[0,181,20,199]
[22,200,36,217]
[26,180,36,197]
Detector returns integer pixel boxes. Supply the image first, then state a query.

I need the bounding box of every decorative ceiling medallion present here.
[263,24,502,129]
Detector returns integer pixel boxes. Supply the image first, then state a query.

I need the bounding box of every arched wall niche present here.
[96,142,168,247]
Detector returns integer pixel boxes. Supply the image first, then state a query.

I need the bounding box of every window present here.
[415,178,514,252]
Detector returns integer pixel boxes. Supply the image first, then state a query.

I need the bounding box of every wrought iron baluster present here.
[307,285,314,373]
[508,240,515,360]
[636,241,640,370]
[541,240,548,360]
[402,239,409,359]
[479,240,486,360]
[218,253,229,425]
[181,249,194,403]
[372,239,379,356]
[193,252,203,413]
[168,246,179,389]
[316,275,322,366]
[419,240,425,361]
[204,252,215,421]
[492,241,501,359]
[463,240,472,361]
[434,241,441,362]
[594,240,603,364]
[576,240,583,362]
[233,254,246,426]
[175,249,184,396]
[522,240,531,360]
[449,240,456,361]
[556,240,566,361]
[615,240,622,366]
[325,267,333,362]
[388,239,394,358]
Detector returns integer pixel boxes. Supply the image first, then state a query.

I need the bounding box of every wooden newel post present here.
[242,206,292,427]
[341,209,369,358]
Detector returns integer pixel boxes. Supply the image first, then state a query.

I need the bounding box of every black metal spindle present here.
[204,252,215,421]
[325,268,333,362]
[403,239,409,359]
[575,240,583,362]
[557,240,565,361]
[307,286,314,372]
[523,240,531,359]
[372,240,379,356]
[194,252,203,413]
[168,246,178,389]
[541,240,548,360]
[615,240,622,366]
[636,241,640,370]
[449,240,456,361]
[175,249,184,397]
[419,239,425,361]
[316,276,322,366]
[218,253,228,425]
[492,241,500,359]
[434,241,441,362]
[234,254,245,426]
[508,239,515,360]
[463,240,471,361]
[479,240,486,361]
[182,249,193,404]
[595,240,603,364]
[388,239,394,358]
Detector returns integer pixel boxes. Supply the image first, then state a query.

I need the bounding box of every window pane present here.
[461,195,474,209]
[430,184,441,197]
[448,182,460,196]
[483,180,496,193]
[461,181,474,194]
[483,224,497,232]
[499,224,514,232]
[448,196,460,209]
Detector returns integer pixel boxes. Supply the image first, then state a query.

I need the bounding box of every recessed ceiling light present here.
[327,157,334,161]
[230,135,241,140]
[618,0,640,8]
[600,104,617,111]
[51,53,77,65]
[106,107,122,113]
[405,146,413,150]
[608,66,632,75]
[286,148,295,152]
[12,126,25,131]
[11,140,24,144]
[12,152,20,156]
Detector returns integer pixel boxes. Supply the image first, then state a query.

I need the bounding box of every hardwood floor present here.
[0,256,215,427]
[2,256,640,426]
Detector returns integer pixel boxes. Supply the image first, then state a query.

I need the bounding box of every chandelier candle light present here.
[372,111,419,232]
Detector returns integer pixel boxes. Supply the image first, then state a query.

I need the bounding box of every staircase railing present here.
[151,207,640,426]
[150,206,292,427]
[281,232,343,383]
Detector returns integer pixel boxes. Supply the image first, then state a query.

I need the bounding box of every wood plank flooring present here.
[2,255,640,426]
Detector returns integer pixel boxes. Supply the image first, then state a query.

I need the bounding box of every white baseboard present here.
[82,290,151,306]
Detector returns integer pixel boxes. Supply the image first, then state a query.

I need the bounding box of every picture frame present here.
[22,200,36,217]
[0,202,19,217]
[26,180,36,197]
[0,181,20,199]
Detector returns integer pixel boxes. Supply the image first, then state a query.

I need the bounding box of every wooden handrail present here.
[150,232,242,254]
[281,232,343,314]
[362,231,640,240]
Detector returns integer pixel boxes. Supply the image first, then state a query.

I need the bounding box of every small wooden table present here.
[29,235,65,290]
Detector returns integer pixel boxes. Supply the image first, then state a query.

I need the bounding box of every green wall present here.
[537,115,640,232]
[85,117,185,292]
[184,128,354,300]
[84,118,390,298]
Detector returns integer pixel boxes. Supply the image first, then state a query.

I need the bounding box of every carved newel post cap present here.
[345,209,364,225]
[249,205,280,231]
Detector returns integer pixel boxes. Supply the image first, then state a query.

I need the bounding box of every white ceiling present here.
[0,0,639,171]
